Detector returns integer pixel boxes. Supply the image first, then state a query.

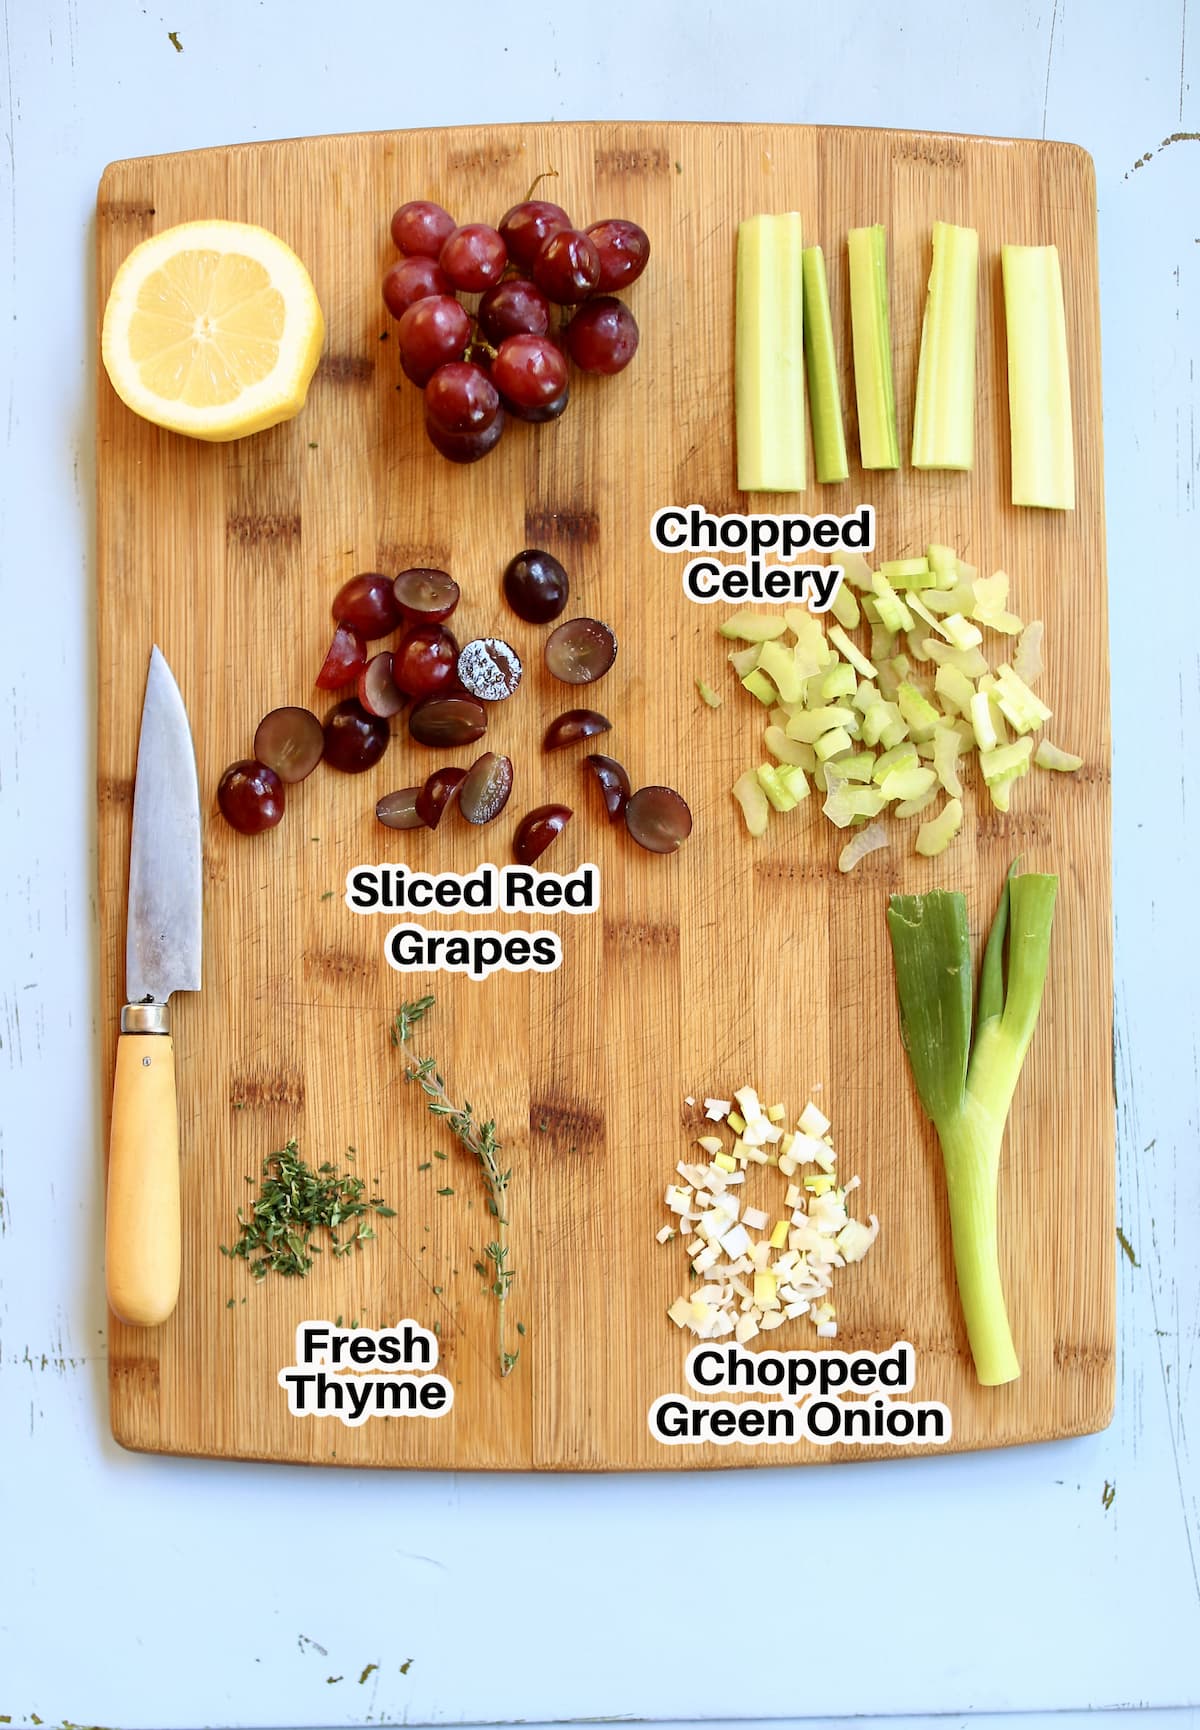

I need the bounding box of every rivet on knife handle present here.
[106,1010,181,1327]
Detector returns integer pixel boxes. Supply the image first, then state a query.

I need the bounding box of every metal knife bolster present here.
[121,1002,171,1034]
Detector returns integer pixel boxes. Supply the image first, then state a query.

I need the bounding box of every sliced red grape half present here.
[583,752,631,822]
[459,752,514,825]
[408,692,488,748]
[357,651,407,719]
[545,616,618,685]
[253,707,324,784]
[513,804,572,864]
[457,638,523,702]
[376,787,428,831]
[322,699,390,773]
[415,766,468,830]
[625,785,692,853]
[217,760,285,835]
[316,623,368,690]
[543,709,611,751]
[393,566,460,624]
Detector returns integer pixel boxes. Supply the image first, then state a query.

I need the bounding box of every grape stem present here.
[522,166,560,203]
[391,997,519,1377]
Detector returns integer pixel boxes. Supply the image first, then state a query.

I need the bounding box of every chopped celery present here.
[870,573,914,635]
[847,225,900,469]
[872,741,919,783]
[801,246,849,483]
[757,762,799,812]
[719,610,789,642]
[841,551,874,592]
[757,638,804,704]
[924,637,989,678]
[728,644,761,677]
[897,682,940,740]
[836,752,878,783]
[1002,244,1075,510]
[940,613,984,651]
[969,690,998,753]
[1035,739,1083,772]
[830,582,861,629]
[828,623,877,680]
[905,629,933,665]
[778,763,811,801]
[818,661,858,702]
[1013,620,1045,687]
[732,770,770,836]
[993,664,1053,734]
[894,785,941,819]
[933,724,966,797]
[926,543,959,578]
[814,726,854,762]
[823,782,886,828]
[879,764,937,803]
[838,820,889,873]
[695,676,722,709]
[785,705,856,743]
[915,797,964,856]
[933,663,975,716]
[881,557,931,581]
[912,221,979,471]
[887,871,1058,1384]
[979,737,1033,784]
[763,725,814,768]
[736,213,806,492]
[741,669,777,705]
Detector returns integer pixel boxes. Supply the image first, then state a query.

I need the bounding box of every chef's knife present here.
[105,645,202,1327]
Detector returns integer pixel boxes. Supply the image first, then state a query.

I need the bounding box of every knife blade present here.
[105,645,202,1327]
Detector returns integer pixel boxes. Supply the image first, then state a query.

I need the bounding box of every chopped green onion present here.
[801,245,849,483]
[1002,244,1075,510]
[848,225,900,470]
[912,222,979,471]
[736,213,806,491]
[886,871,1058,1385]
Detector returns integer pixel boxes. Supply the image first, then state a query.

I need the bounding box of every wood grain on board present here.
[96,121,1113,1469]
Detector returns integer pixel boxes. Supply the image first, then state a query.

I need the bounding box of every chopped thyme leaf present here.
[220,1140,396,1279]
[437,1186,455,1196]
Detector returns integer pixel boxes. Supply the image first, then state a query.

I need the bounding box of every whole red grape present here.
[478,278,551,344]
[499,200,572,271]
[383,256,450,319]
[425,415,506,463]
[492,334,569,412]
[533,229,601,303]
[391,200,455,258]
[397,295,471,386]
[217,760,285,834]
[586,219,651,292]
[564,297,640,374]
[424,361,501,434]
[439,224,507,293]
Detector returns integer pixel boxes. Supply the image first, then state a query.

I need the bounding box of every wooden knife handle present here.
[106,1030,181,1327]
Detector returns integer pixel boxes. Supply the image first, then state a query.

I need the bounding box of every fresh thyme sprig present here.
[391,996,518,1376]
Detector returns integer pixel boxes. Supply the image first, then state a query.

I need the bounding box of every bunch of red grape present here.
[382,193,649,463]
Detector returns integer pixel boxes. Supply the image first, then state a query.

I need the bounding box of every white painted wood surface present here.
[0,0,1197,1726]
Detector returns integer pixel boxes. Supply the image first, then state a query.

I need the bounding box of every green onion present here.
[736,213,806,491]
[801,245,849,483]
[911,222,979,470]
[1001,244,1075,509]
[847,225,899,470]
[886,870,1058,1385]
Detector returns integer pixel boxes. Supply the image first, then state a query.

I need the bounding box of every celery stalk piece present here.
[801,246,849,483]
[1002,244,1075,509]
[736,213,806,492]
[911,222,979,470]
[847,225,900,470]
[886,871,1058,1386]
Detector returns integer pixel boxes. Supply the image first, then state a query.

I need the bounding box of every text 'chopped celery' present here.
[886,870,1058,1386]
[847,225,900,471]
[735,213,806,492]
[1002,243,1075,510]
[912,222,979,471]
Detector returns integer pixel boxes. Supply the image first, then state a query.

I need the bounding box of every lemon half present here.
[101,219,325,442]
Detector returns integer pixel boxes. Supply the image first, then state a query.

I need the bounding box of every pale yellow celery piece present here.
[736,213,806,492]
[1001,243,1075,509]
[801,246,849,483]
[912,222,979,470]
[847,225,899,470]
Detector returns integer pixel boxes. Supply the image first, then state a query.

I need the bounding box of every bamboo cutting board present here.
[97,122,1113,1469]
